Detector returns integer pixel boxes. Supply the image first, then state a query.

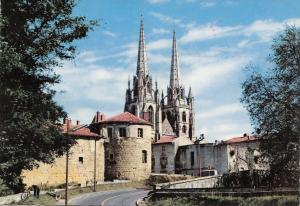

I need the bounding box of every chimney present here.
[76,120,80,126]
[66,118,71,131]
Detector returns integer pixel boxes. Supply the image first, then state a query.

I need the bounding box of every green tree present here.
[0,0,96,191]
[241,27,300,186]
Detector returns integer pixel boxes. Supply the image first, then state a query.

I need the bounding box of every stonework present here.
[22,138,105,187]
[90,112,153,181]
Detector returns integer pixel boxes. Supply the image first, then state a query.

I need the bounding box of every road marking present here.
[101,194,122,206]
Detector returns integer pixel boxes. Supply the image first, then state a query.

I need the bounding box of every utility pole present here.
[93,138,97,192]
[65,119,70,206]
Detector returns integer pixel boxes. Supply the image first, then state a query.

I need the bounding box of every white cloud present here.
[180,18,300,44]
[146,0,169,4]
[199,0,216,8]
[102,30,117,38]
[180,23,242,43]
[200,103,245,119]
[149,12,183,26]
[183,54,252,95]
[147,38,171,50]
[152,28,170,35]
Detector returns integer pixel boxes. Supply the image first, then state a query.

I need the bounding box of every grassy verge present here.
[17,180,146,205]
[147,195,299,206]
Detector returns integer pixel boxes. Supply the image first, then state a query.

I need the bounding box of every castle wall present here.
[103,124,152,180]
[22,139,105,188]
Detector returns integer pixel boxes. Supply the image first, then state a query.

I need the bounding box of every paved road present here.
[67,189,149,206]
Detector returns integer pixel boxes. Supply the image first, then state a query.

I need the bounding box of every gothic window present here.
[107,128,113,138]
[190,151,194,166]
[182,111,186,122]
[182,125,187,133]
[110,154,114,161]
[142,150,147,163]
[148,106,154,124]
[131,106,136,116]
[119,128,126,137]
[138,128,143,138]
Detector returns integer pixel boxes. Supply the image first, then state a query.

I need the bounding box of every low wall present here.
[155,175,220,189]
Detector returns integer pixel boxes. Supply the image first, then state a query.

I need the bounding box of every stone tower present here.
[124,18,162,137]
[161,31,195,141]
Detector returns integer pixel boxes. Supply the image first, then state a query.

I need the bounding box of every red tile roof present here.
[63,125,100,138]
[153,135,177,144]
[100,112,152,125]
[225,135,257,144]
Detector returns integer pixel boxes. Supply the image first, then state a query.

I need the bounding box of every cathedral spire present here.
[188,86,192,98]
[170,30,181,89]
[136,16,148,78]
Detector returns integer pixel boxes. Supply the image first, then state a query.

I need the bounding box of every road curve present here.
[67,188,149,206]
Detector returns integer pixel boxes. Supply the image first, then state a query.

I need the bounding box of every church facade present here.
[124,19,195,142]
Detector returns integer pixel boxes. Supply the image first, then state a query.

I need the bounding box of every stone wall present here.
[152,143,176,174]
[155,175,221,189]
[22,138,105,188]
[104,124,152,181]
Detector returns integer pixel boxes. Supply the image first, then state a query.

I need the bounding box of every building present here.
[22,119,105,187]
[175,135,264,176]
[90,112,153,181]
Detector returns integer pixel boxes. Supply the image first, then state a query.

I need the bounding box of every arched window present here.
[131,105,136,116]
[182,125,187,134]
[148,106,154,124]
[182,111,186,122]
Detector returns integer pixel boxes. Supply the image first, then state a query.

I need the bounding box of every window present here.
[78,157,83,164]
[182,125,187,133]
[162,146,165,152]
[119,128,126,137]
[142,150,147,163]
[182,111,186,122]
[107,128,113,138]
[138,128,143,138]
[110,153,114,161]
[148,106,154,124]
[190,151,194,166]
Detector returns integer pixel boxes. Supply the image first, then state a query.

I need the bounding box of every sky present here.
[54,0,300,142]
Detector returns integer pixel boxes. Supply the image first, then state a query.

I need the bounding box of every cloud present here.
[102,30,117,38]
[180,23,242,43]
[147,38,171,50]
[200,103,245,119]
[149,12,182,26]
[146,0,169,4]
[152,28,170,35]
[180,18,300,44]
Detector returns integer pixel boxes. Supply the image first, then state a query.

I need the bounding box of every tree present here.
[241,27,300,186]
[0,0,96,191]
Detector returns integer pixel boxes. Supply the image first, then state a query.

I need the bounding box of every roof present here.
[224,135,257,144]
[153,135,177,144]
[63,125,100,138]
[100,112,152,125]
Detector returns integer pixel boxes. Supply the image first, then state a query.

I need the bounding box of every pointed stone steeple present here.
[170,30,181,89]
[188,86,192,98]
[136,17,148,78]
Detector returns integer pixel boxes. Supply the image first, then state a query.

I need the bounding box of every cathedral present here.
[124,18,195,142]
[21,18,261,187]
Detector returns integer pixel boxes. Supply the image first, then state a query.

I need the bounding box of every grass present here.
[17,180,146,205]
[147,195,299,206]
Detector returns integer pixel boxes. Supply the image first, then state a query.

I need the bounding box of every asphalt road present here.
[67,188,149,206]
